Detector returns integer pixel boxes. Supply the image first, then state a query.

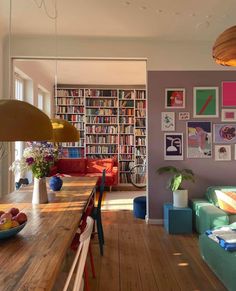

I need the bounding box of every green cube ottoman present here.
[164,203,192,234]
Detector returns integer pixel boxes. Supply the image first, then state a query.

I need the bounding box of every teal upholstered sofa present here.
[191,186,236,234]
[191,186,236,290]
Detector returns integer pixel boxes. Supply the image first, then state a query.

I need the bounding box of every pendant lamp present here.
[213,25,236,66]
[50,118,80,142]
[0,99,53,141]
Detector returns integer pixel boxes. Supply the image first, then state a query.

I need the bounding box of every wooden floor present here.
[89,210,226,291]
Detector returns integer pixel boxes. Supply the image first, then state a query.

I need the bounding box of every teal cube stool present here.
[164,203,192,234]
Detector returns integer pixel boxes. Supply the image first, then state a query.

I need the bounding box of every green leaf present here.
[170,174,182,191]
[157,166,178,175]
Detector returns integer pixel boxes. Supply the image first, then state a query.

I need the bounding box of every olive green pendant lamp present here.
[50,118,80,142]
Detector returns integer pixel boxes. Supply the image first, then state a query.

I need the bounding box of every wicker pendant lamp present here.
[213,25,236,66]
[50,118,80,142]
[0,99,53,141]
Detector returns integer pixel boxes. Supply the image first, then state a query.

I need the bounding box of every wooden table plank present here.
[0,176,98,291]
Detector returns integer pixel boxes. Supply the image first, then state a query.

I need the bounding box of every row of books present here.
[136,110,146,118]
[119,125,134,134]
[86,135,118,144]
[119,161,134,171]
[55,97,84,106]
[86,145,118,154]
[136,91,146,100]
[136,138,146,146]
[119,90,135,100]
[62,147,85,158]
[119,154,134,161]
[119,145,134,154]
[136,100,146,109]
[86,116,117,124]
[56,114,84,122]
[86,99,118,107]
[119,116,134,124]
[85,89,117,97]
[119,108,134,116]
[119,100,134,107]
[57,89,84,97]
[119,135,134,145]
[74,123,84,130]
[136,119,146,127]
[86,125,117,134]
[136,148,146,156]
[86,108,117,115]
[62,141,84,147]
[135,128,146,136]
[56,106,84,114]
[119,173,132,183]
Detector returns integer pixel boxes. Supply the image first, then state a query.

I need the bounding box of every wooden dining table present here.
[0,176,98,291]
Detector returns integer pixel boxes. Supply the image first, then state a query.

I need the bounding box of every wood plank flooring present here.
[89,210,226,291]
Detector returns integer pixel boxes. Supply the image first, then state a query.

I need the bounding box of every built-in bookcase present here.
[54,86,146,184]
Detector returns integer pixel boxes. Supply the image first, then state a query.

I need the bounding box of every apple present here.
[8,207,19,217]
[0,218,12,230]
[0,211,5,217]
[1,212,12,221]
[15,212,27,225]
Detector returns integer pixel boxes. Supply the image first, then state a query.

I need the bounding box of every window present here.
[38,89,44,110]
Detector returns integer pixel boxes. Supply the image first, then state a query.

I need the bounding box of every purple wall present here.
[148,71,236,219]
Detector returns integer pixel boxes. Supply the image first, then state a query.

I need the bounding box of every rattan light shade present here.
[213,25,236,66]
[50,118,80,142]
[0,99,53,141]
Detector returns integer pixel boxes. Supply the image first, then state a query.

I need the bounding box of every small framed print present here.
[161,112,175,131]
[187,121,212,158]
[222,81,236,107]
[165,88,185,109]
[179,112,190,121]
[193,87,219,118]
[164,133,183,160]
[213,124,236,143]
[215,145,231,161]
[221,109,236,122]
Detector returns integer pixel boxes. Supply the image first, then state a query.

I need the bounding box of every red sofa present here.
[50,158,118,190]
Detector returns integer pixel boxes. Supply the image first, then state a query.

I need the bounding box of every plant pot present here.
[32,177,48,204]
[173,189,188,208]
[49,176,63,191]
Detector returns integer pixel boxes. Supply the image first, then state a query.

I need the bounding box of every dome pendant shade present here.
[213,25,236,66]
[50,118,80,142]
[0,99,53,141]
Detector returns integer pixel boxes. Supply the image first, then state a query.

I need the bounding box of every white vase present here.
[32,177,48,204]
[173,190,188,208]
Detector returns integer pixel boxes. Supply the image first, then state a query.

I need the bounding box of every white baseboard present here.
[145,216,163,225]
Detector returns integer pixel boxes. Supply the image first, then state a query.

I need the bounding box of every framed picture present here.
[165,88,185,109]
[187,121,212,158]
[213,124,236,143]
[215,145,231,161]
[193,87,219,118]
[164,133,183,160]
[161,112,175,131]
[179,112,190,121]
[222,81,236,107]
[221,109,236,122]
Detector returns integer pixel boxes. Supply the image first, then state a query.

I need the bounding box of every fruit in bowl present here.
[0,208,27,238]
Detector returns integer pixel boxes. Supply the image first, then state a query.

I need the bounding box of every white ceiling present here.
[14,59,147,85]
[1,0,236,41]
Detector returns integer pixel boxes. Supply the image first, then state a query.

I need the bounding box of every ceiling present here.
[14,59,147,85]
[1,0,236,41]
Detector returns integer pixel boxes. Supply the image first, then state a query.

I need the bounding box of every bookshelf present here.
[55,87,146,184]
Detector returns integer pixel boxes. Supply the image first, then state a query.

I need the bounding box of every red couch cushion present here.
[87,158,114,173]
[57,158,87,174]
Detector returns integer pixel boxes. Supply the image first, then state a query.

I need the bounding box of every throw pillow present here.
[215,190,236,214]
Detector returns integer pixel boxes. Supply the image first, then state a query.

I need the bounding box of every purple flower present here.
[44,155,53,162]
[26,157,34,165]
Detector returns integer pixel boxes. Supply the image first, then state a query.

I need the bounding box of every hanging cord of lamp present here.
[32,0,57,19]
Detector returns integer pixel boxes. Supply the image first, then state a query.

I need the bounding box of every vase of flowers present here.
[10,142,56,204]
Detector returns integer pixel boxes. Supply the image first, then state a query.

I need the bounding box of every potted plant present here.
[157,166,195,208]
